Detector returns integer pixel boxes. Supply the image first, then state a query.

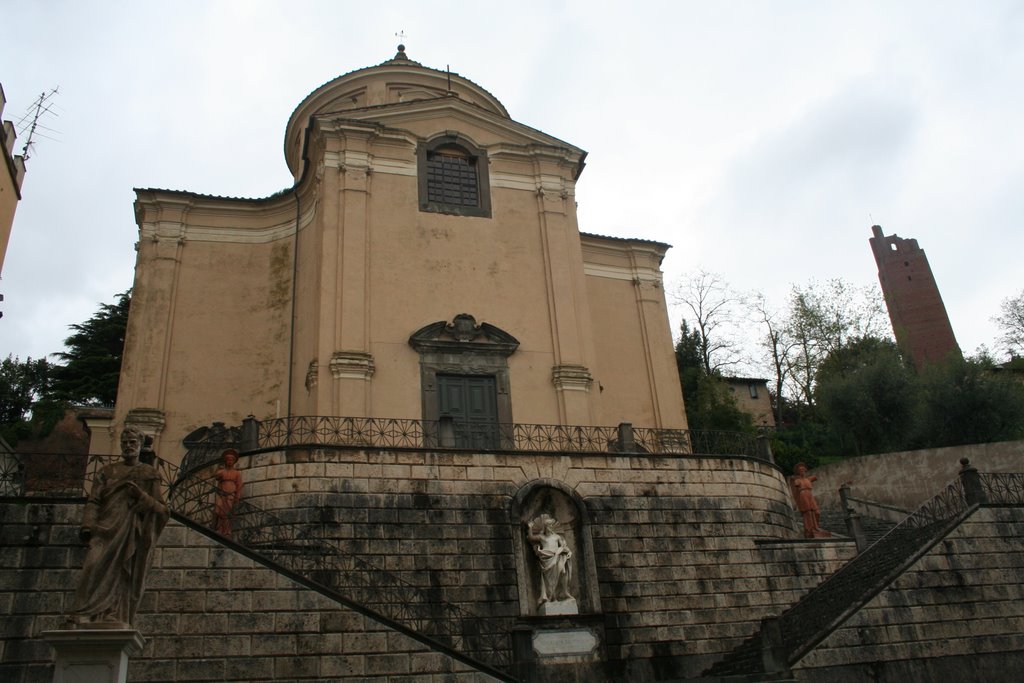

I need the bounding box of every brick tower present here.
[869,225,960,368]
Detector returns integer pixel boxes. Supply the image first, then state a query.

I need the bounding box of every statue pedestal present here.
[538,597,578,616]
[42,628,145,683]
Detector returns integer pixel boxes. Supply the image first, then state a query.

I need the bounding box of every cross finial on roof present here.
[394,31,409,59]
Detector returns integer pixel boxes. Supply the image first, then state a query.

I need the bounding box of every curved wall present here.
[186,448,812,678]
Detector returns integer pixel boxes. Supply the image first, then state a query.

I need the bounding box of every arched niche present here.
[511,479,601,616]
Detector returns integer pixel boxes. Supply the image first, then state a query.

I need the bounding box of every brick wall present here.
[793,506,1024,682]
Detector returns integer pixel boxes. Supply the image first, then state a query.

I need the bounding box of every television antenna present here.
[17,86,60,162]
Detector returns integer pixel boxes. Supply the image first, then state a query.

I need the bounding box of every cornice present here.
[582,261,664,284]
[580,232,672,251]
[136,199,315,245]
[334,96,582,155]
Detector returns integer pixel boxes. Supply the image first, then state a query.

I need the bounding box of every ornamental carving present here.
[409,314,519,357]
[124,408,166,439]
[330,351,376,380]
[551,364,593,392]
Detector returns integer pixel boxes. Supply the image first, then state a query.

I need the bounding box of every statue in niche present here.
[212,448,243,538]
[789,462,831,539]
[70,427,169,627]
[526,514,575,611]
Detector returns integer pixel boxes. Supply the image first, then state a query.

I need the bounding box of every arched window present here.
[417,135,491,217]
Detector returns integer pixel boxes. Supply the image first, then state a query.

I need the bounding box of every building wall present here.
[111,194,297,457]
[869,225,960,368]
[581,237,688,430]
[1,83,28,278]
[723,378,774,429]
[794,506,1024,682]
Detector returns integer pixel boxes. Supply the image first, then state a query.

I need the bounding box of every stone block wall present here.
[809,440,1024,510]
[793,506,1024,682]
[0,499,497,683]
[0,448,877,681]
[173,448,850,679]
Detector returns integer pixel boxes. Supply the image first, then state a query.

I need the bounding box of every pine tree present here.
[50,291,130,406]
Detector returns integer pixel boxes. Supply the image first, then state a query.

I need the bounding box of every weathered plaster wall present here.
[793,506,1024,682]
[810,441,1024,510]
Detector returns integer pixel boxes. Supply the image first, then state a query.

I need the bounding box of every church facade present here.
[107,46,685,462]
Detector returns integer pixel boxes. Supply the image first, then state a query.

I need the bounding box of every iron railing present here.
[4,451,514,678]
[779,473,975,664]
[254,415,763,457]
[165,460,513,673]
[705,463,1024,677]
[981,471,1024,505]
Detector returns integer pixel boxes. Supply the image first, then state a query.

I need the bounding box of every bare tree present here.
[750,293,795,427]
[993,290,1024,358]
[672,270,743,375]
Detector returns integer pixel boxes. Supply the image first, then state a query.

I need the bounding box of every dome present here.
[284,46,509,178]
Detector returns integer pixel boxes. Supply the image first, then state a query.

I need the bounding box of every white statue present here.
[526,514,574,606]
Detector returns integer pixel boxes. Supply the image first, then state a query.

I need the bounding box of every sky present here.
[2,0,1022,376]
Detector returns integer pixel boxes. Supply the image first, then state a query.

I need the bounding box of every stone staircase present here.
[702,474,980,679]
[157,453,518,682]
[818,508,896,545]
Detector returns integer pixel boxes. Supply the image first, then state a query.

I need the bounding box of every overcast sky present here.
[2,1,1022,375]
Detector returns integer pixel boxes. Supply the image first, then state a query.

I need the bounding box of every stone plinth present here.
[42,629,145,683]
[538,598,578,616]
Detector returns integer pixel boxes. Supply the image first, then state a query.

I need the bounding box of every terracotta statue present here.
[212,448,243,538]
[526,514,574,605]
[71,427,169,627]
[789,462,831,539]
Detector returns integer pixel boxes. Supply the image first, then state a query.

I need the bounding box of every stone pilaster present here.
[124,408,166,440]
[551,364,593,425]
[331,351,375,417]
[329,351,376,380]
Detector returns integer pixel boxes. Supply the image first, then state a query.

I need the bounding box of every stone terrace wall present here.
[794,506,1024,682]
[181,448,853,679]
[0,500,498,683]
[810,440,1024,510]
[2,449,867,682]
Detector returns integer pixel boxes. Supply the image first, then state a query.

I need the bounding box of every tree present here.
[750,293,795,428]
[0,356,59,445]
[783,279,888,408]
[672,270,743,375]
[993,290,1024,358]
[814,336,917,456]
[50,290,130,406]
[0,356,53,425]
[912,353,1024,448]
[675,320,752,433]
